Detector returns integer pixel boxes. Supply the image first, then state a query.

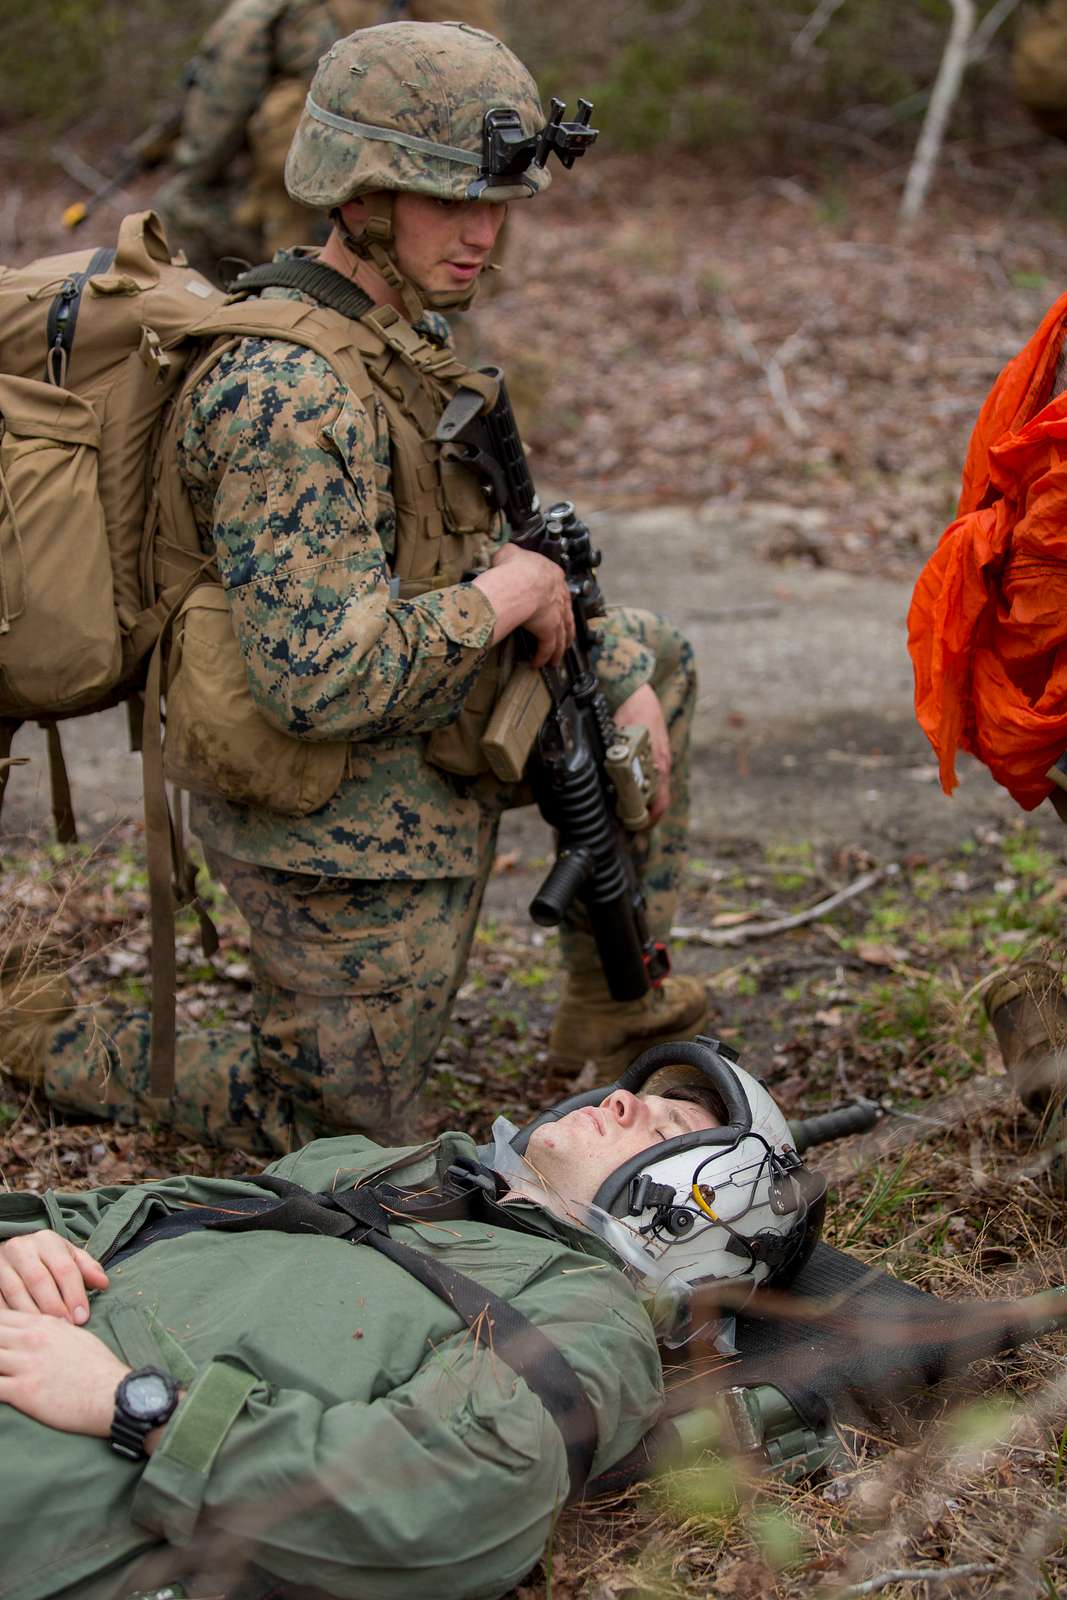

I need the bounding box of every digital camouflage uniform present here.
[40,25,698,1156]
[154,0,505,280]
[0,1129,664,1599]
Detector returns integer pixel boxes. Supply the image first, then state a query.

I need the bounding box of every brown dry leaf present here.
[813,1007,845,1027]
[1038,877,1067,905]
[856,940,910,967]
[492,850,522,874]
[711,910,757,928]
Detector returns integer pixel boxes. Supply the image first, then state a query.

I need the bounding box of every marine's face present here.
[391,191,508,294]
[525,1090,718,1207]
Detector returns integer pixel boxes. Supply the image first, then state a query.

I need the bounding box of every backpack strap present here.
[186,294,379,405]
[229,259,376,320]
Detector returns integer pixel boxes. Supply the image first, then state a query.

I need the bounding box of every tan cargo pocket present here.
[0,375,121,716]
[163,584,347,815]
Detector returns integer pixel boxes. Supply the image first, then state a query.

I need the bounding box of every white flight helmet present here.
[502,1037,827,1347]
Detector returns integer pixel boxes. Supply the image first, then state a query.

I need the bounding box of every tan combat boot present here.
[546,971,709,1088]
[0,954,74,1089]
[984,960,1067,1181]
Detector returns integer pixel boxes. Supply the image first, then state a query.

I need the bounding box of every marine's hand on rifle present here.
[474,544,575,668]
[615,683,672,824]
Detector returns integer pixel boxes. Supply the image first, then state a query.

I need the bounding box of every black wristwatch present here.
[109,1366,181,1461]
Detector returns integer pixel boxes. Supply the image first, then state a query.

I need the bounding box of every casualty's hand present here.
[0,1310,129,1436]
[614,682,671,825]
[475,544,575,668]
[0,1233,108,1322]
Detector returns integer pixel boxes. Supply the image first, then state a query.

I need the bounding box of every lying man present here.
[0,1039,823,1600]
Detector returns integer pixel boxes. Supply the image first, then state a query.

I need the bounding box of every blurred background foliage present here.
[0,0,1024,169]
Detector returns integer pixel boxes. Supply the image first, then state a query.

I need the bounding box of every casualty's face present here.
[524,1089,718,1207]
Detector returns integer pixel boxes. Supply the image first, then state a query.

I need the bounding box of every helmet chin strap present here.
[331,194,481,322]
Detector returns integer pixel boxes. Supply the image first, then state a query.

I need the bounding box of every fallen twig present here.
[837,1563,998,1597]
[714,291,808,440]
[671,864,895,948]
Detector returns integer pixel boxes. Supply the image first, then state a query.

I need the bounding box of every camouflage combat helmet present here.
[285,20,596,316]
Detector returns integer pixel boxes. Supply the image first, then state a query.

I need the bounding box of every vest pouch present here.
[425,640,513,778]
[439,451,495,538]
[163,584,347,815]
[0,376,122,717]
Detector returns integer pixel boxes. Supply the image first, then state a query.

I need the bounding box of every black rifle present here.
[437,370,669,1003]
[60,90,189,232]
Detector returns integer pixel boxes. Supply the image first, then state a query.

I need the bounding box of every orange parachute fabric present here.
[908,289,1067,810]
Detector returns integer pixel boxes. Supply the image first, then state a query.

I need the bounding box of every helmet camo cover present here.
[286,21,551,208]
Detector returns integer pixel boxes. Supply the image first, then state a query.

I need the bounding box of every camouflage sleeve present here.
[590,609,657,714]
[178,338,496,742]
[177,0,289,179]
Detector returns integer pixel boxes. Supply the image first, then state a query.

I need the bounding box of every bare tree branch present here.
[968,0,1023,61]
[792,0,849,58]
[838,1564,998,1597]
[672,864,895,948]
[899,0,977,227]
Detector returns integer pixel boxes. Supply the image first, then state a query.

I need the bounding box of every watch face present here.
[123,1372,173,1420]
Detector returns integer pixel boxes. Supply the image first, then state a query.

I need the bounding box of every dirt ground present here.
[4,150,1067,1599]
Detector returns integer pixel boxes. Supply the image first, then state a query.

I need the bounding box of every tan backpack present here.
[0,211,226,831]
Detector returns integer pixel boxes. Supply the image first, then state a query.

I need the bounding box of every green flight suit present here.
[0,1130,663,1600]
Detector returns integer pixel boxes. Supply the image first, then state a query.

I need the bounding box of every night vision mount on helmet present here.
[500,1036,828,1347]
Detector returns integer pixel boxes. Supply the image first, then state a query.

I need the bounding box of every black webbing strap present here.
[44,245,114,385]
[109,1172,599,1503]
[228,260,376,322]
[248,1176,598,1502]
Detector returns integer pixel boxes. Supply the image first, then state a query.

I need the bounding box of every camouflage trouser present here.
[44,608,695,1155]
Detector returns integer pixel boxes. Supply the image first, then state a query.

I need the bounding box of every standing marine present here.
[1,22,706,1156]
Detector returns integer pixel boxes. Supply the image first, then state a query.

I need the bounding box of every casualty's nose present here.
[607,1090,640,1124]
